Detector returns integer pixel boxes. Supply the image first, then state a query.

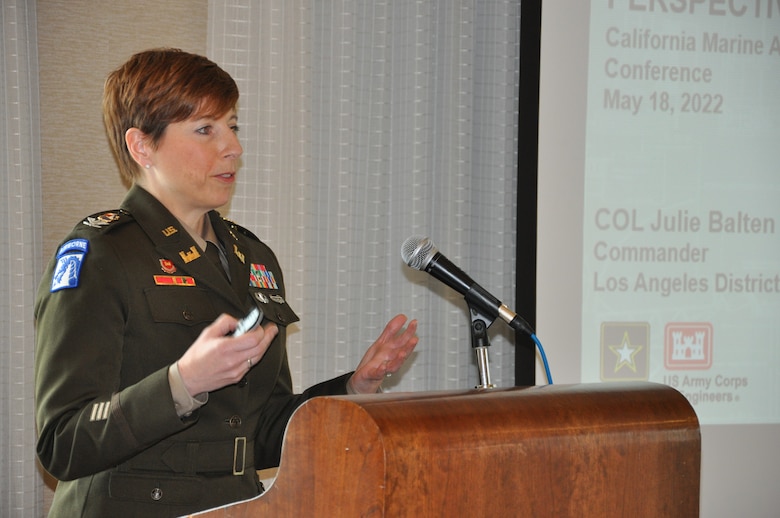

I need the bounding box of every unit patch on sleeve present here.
[51,239,89,292]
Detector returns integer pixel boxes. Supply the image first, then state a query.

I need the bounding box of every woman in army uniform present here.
[34,48,418,517]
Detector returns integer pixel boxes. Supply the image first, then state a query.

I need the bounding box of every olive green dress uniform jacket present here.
[35,185,351,517]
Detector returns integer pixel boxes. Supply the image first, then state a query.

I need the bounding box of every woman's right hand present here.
[176,314,278,396]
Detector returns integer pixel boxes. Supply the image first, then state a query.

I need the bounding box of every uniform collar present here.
[121,184,250,309]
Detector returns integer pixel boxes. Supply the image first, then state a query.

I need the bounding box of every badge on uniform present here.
[249,263,278,289]
[83,211,120,228]
[159,258,176,274]
[154,275,196,286]
[51,239,89,292]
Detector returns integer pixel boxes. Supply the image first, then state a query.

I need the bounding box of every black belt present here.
[123,436,253,476]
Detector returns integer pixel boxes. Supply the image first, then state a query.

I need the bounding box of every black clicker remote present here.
[232,306,263,337]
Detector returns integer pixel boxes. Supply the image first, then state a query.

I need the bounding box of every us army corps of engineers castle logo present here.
[664,322,713,370]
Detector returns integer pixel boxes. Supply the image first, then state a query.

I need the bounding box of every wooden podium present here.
[191,382,700,517]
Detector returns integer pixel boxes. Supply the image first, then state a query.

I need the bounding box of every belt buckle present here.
[233,436,247,476]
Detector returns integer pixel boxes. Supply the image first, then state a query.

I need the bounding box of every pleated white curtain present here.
[0,1,44,516]
[207,0,520,392]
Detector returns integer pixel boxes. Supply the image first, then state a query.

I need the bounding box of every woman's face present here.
[141,108,243,221]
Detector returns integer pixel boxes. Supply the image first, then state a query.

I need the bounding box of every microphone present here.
[401,236,534,335]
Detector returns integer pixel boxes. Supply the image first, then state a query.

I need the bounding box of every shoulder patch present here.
[51,239,89,292]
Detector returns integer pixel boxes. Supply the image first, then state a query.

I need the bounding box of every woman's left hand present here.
[348,314,418,394]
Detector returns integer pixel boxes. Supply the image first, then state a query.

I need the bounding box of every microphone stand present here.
[468,304,495,389]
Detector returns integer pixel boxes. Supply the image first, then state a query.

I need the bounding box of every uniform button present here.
[151,487,163,501]
[227,415,242,428]
[182,310,194,321]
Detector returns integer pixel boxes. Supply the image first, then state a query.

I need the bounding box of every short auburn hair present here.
[102,48,239,186]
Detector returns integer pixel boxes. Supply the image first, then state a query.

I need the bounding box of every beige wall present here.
[36,0,207,511]
[37,0,208,261]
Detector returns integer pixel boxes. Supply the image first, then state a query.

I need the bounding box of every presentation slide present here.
[578,1,780,425]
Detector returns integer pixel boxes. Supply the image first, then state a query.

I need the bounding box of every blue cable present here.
[531,333,553,385]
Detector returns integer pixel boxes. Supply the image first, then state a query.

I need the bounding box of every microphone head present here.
[401,236,438,270]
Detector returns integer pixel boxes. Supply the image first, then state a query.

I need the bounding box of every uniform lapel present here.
[120,185,245,311]
[209,211,250,304]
